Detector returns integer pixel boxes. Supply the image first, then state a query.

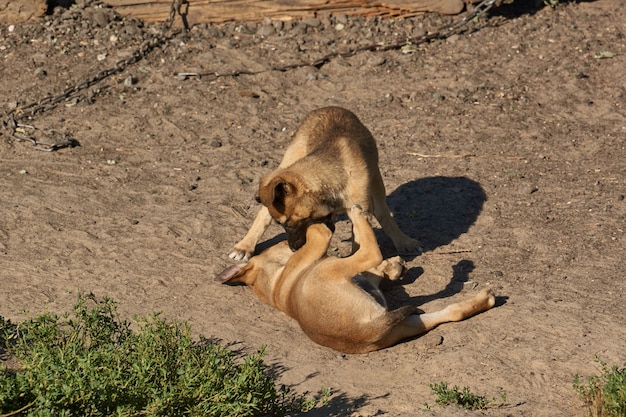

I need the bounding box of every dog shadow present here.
[384,259,508,313]
[379,176,487,259]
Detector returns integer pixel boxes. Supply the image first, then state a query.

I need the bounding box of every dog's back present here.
[291,106,379,168]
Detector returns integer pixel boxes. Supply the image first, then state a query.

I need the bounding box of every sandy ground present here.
[1,0,625,415]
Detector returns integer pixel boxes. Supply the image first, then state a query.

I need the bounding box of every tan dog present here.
[218,206,496,354]
[229,106,421,261]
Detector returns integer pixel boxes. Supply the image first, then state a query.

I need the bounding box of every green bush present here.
[574,357,626,417]
[0,294,323,416]
[428,381,490,410]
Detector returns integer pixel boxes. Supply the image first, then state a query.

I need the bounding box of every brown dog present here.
[218,206,496,354]
[228,106,421,261]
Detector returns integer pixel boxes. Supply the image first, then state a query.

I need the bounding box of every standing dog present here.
[218,206,495,354]
[229,106,421,261]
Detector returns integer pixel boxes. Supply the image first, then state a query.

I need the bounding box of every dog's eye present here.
[254,195,261,203]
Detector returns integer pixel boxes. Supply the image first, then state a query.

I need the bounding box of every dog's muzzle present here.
[284,214,335,252]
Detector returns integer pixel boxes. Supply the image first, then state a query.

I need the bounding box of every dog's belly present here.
[353,275,387,309]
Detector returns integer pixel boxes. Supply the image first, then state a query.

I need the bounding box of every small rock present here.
[463,281,478,289]
[302,17,320,27]
[91,9,110,27]
[368,56,386,66]
[422,333,443,349]
[121,24,141,37]
[446,34,459,44]
[123,75,135,87]
[334,23,345,31]
[432,92,445,101]
[256,24,273,37]
[334,13,348,24]
[237,90,260,98]
[33,67,47,79]
[210,139,222,148]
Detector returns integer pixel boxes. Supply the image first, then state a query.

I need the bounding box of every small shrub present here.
[428,381,492,410]
[0,294,322,416]
[574,357,626,417]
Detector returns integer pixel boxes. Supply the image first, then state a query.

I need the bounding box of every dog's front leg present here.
[229,206,273,261]
[280,223,332,280]
[273,223,332,312]
[347,206,383,271]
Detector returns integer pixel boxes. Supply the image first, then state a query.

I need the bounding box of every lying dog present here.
[229,106,421,261]
[218,205,495,354]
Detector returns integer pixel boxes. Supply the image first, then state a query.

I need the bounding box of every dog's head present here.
[216,241,293,306]
[258,172,336,251]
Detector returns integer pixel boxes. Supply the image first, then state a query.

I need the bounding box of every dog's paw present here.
[395,237,424,256]
[228,247,253,262]
[479,287,497,309]
[350,204,371,218]
[350,204,364,213]
[381,256,407,281]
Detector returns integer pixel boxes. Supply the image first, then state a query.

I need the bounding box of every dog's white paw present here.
[228,248,252,262]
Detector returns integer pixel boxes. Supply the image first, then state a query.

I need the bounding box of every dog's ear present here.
[215,264,247,283]
[259,176,294,214]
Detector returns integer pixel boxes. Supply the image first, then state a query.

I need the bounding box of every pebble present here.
[446,34,459,44]
[422,333,444,349]
[335,13,348,24]
[123,75,135,87]
[91,9,110,27]
[367,56,386,66]
[272,20,284,31]
[33,68,47,79]
[302,17,320,27]
[432,92,445,101]
[256,24,274,37]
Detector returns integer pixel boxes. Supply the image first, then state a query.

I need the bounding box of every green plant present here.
[428,381,491,410]
[574,357,626,417]
[0,294,323,416]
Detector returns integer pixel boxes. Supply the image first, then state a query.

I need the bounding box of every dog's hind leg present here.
[377,288,496,349]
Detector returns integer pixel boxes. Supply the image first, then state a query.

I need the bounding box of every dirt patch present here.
[1,1,625,416]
